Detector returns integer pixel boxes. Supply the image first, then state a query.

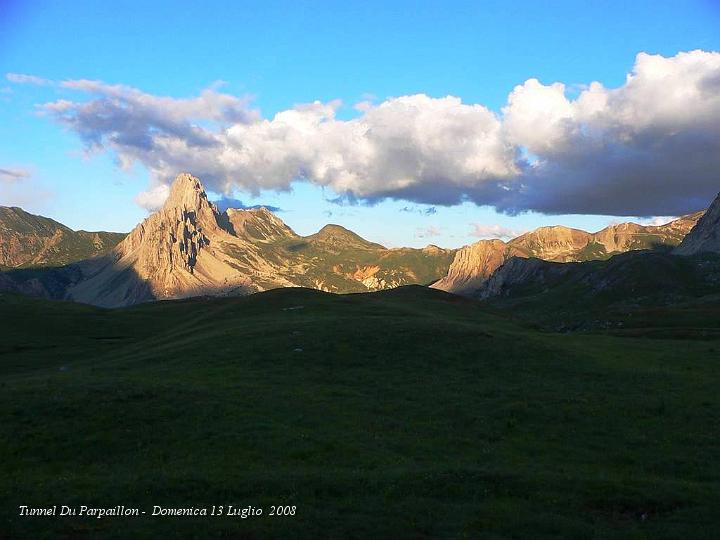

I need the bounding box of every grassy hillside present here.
[222,231,455,293]
[1,287,718,538]
[482,251,720,335]
[0,206,125,270]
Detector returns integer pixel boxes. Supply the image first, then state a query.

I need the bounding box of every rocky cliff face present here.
[430,240,523,295]
[116,174,224,273]
[0,207,124,269]
[477,257,574,300]
[433,212,704,296]
[67,174,263,306]
[674,194,720,255]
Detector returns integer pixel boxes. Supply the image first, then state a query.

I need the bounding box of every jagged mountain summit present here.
[7,173,453,307]
[0,206,124,269]
[67,174,258,306]
[674,192,720,255]
[432,211,704,295]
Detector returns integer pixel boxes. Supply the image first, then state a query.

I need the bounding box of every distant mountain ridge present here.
[0,174,454,306]
[0,206,125,269]
[467,190,720,330]
[1,174,714,308]
[432,212,704,295]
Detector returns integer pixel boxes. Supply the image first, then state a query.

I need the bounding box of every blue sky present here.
[1,0,720,247]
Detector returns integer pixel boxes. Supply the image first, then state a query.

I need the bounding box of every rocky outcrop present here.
[674,194,720,255]
[431,240,523,295]
[589,223,646,254]
[66,174,258,307]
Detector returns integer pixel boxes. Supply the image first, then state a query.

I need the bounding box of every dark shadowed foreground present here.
[1,286,718,538]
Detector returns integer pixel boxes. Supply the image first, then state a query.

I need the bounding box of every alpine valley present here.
[4,176,720,539]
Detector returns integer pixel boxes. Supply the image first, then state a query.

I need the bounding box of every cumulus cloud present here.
[6,73,52,85]
[35,49,720,216]
[0,167,31,182]
[498,50,720,215]
[40,84,518,209]
[469,223,522,240]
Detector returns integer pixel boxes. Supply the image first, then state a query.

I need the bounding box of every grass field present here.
[1,286,718,538]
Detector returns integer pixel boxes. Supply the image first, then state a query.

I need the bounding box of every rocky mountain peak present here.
[422,244,446,254]
[135,174,227,272]
[674,193,720,255]
[165,173,208,210]
[160,173,220,231]
[316,223,351,236]
[67,173,255,306]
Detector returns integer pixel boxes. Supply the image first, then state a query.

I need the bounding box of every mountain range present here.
[432,212,703,295]
[0,174,454,306]
[468,189,720,331]
[1,172,717,308]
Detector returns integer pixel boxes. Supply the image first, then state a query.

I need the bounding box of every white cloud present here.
[636,216,677,227]
[35,49,720,216]
[414,226,443,239]
[503,79,575,156]
[0,166,52,210]
[498,50,720,215]
[0,167,31,182]
[469,223,522,240]
[353,100,374,112]
[6,73,52,85]
[134,184,170,211]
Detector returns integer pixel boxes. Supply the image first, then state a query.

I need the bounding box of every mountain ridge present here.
[469,192,720,329]
[432,211,705,295]
[2,174,715,307]
[0,206,125,270]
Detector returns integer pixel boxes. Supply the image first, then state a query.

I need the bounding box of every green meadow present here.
[1,286,718,538]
